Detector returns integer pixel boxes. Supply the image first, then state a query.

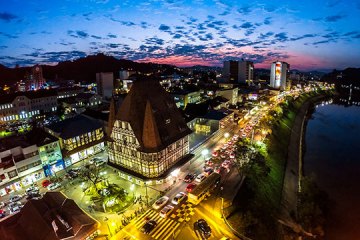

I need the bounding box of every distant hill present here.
[321,68,360,83]
[0,53,177,85]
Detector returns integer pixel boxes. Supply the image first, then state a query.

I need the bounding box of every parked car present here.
[152,196,169,210]
[8,201,22,214]
[183,174,195,183]
[0,209,6,218]
[159,205,174,218]
[89,157,101,164]
[0,202,6,208]
[26,186,39,195]
[197,219,211,237]
[42,179,51,188]
[204,160,213,167]
[9,195,22,203]
[186,183,197,193]
[47,182,61,191]
[171,192,187,205]
[195,173,206,183]
[212,151,219,157]
[94,159,106,167]
[26,193,42,200]
[141,220,157,234]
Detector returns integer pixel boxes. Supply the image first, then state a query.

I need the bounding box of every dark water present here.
[304,103,360,240]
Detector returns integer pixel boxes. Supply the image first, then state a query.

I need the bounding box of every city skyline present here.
[0,0,360,71]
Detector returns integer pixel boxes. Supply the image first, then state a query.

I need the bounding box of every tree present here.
[80,164,105,192]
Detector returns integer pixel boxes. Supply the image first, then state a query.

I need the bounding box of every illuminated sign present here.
[195,124,211,134]
[275,62,282,81]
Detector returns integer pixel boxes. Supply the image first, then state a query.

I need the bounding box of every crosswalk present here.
[133,209,181,240]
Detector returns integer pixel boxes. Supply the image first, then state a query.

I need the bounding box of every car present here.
[171,192,187,205]
[94,159,106,167]
[89,157,101,164]
[26,193,42,200]
[159,205,174,218]
[152,196,169,210]
[0,202,6,208]
[8,201,22,214]
[183,174,195,183]
[220,153,227,159]
[0,209,6,218]
[42,179,51,188]
[229,153,235,159]
[211,151,219,157]
[9,195,22,203]
[26,186,39,195]
[203,167,214,176]
[242,133,247,138]
[141,220,157,234]
[195,173,207,183]
[221,160,231,169]
[47,182,61,191]
[232,134,239,140]
[214,166,226,174]
[186,183,197,193]
[197,219,211,237]
[204,160,213,167]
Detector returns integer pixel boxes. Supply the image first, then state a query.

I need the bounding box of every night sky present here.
[0,0,359,71]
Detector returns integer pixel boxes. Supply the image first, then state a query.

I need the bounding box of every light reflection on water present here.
[304,101,360,240]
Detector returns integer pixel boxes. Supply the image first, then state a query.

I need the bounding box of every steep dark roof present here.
[114,78,191,152]
[0,192,97,240]
[46,114,103,139]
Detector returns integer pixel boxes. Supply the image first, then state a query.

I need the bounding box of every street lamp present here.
[224,132,230,139]
[201,149,209,160]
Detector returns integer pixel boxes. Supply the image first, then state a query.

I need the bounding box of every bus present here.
[188,172,221,205]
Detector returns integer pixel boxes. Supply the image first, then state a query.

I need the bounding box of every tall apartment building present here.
[96,72,114,99]
[270,61,290,90]
[107,79,192,181]
[223,60,254,84]
[0,90,57,123]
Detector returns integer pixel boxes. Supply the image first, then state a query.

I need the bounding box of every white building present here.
[270,61,290,90]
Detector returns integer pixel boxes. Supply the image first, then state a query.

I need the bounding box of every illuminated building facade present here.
[45,115,105,166]
[96,72,114,99]
[0,90,57,123]
[107,79,192,179]
[270,61,290,90]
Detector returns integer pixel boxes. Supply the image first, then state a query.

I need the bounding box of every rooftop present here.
[46,114,103,139]
[0,89,57,104]
[114,78,192,152]
[0,192,97,240]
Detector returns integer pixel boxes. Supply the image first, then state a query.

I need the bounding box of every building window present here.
[8,170,18,179]
[165,119,171,124]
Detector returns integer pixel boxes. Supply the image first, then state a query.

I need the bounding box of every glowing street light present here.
[201,149,209,160]
[224,132,230,138]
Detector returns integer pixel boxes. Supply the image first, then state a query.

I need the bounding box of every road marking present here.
[161,222,180,240]
[152,218,174,239]
[133,209,151,225]
[134,210,158,228]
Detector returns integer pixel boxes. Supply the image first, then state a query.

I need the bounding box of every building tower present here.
[28,65,46,90]
[96,72,114,99]
[107,78,192,179]
[223,60,254,84]
[270,61,290,90]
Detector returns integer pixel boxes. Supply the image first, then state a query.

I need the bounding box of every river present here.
[303,101,360,240]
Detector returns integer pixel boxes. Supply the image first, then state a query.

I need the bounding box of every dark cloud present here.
[173,34,182,39]
[159,24,171,31]
[0,12,18,22]
[0,45,8,50]
[237,5,252,15]
[274,32,288,42]
[0,32,18,39]
[240,22,253,29]
[67,30,89,39]
[219,10,230,16]
[324,14,345,22]
[199,33,213,41]
[290,34,317,41]
[144,37,164,45]
[91,35,102,39]
[107,34,117,38]
[264,17,272,25]
[140,21,150,29]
